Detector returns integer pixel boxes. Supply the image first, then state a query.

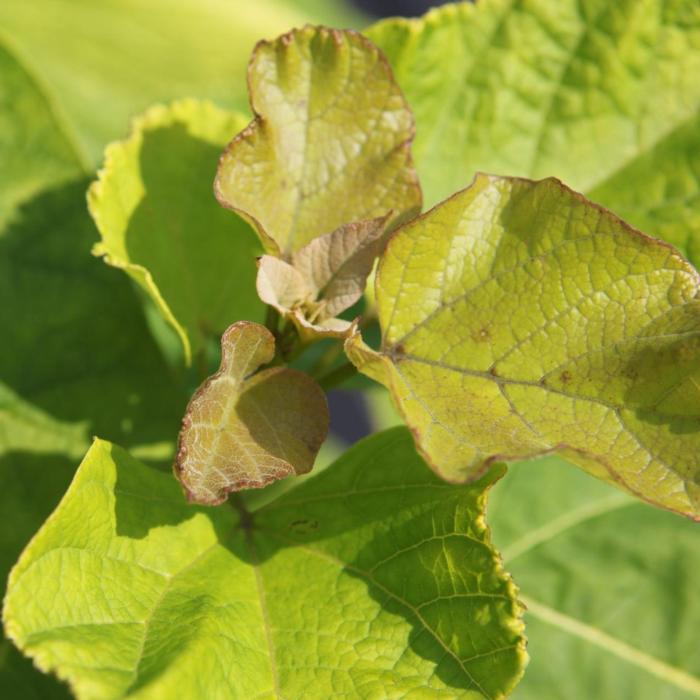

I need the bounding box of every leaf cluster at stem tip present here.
[176,23,700,524]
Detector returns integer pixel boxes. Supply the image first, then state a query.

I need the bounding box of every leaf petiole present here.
[264,304,280,336]
[316,361,357,391]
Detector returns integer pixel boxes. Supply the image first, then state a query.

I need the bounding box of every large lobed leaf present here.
[348,174,700,519]
[4,429,526,699]
[368,0,700,264]
[215,25,422,256]
[89,100,264,364]
[488,454,700,698]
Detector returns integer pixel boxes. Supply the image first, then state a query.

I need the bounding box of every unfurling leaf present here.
[256,216,390,340]
[215,26,422,256]
[347,174,700,519]
[3,429,526,700]
[175,321,328,504]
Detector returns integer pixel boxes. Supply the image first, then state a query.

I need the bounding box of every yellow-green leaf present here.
[4,429,526,699]
[348,174,700,519]
[175,321,329,504]
[89,99,264,364]
[215,26,422,255]
[368,0,700,264]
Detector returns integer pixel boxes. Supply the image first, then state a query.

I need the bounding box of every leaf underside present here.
[348,174,700,519]
[4,429,527,700]
[256,216,390,340]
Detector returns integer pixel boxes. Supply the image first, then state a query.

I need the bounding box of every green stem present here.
[316,361,357,391]
[265,305,280,336]
[228,493,254,530]
[309,340,344,378]
[283,339,308,364]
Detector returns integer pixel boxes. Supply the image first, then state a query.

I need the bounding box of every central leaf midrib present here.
[200,335,264,479]
[501,494,633,564]
[521,595,700,697]
[244,527,283,700]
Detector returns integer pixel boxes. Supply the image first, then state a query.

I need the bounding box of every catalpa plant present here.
[4,7,700,700]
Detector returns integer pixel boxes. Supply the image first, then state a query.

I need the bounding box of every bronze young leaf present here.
[175,321,329,505]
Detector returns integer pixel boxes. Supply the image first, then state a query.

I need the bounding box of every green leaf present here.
[175,322,329,504]
[4,428,526,699]
[347,174,700,518]
[0,184,183,694]
[215,26,422,255]
[0,180,184,462]
[0,0,366,166]
[0,454,75,700]
[0,41,86,227]
[256,216,390,340]
[488,454,700,698]
[89,100,265,364]
[368,0,700,263]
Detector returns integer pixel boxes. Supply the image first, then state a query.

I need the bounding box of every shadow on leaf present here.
[0,178,185,452]
[124,123,263,346]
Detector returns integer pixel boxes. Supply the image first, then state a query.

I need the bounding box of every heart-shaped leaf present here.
[3,428,526,699]
[175,321,329,504]
[347,174,700,519]
[215,26,422,255]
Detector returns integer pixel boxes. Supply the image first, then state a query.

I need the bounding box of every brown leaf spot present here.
[473,326,491,342]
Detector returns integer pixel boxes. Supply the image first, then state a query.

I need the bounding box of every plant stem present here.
[228,493,254,531]
[265,305,280,336]
[309,340,344,378]
[316,361,357,391]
